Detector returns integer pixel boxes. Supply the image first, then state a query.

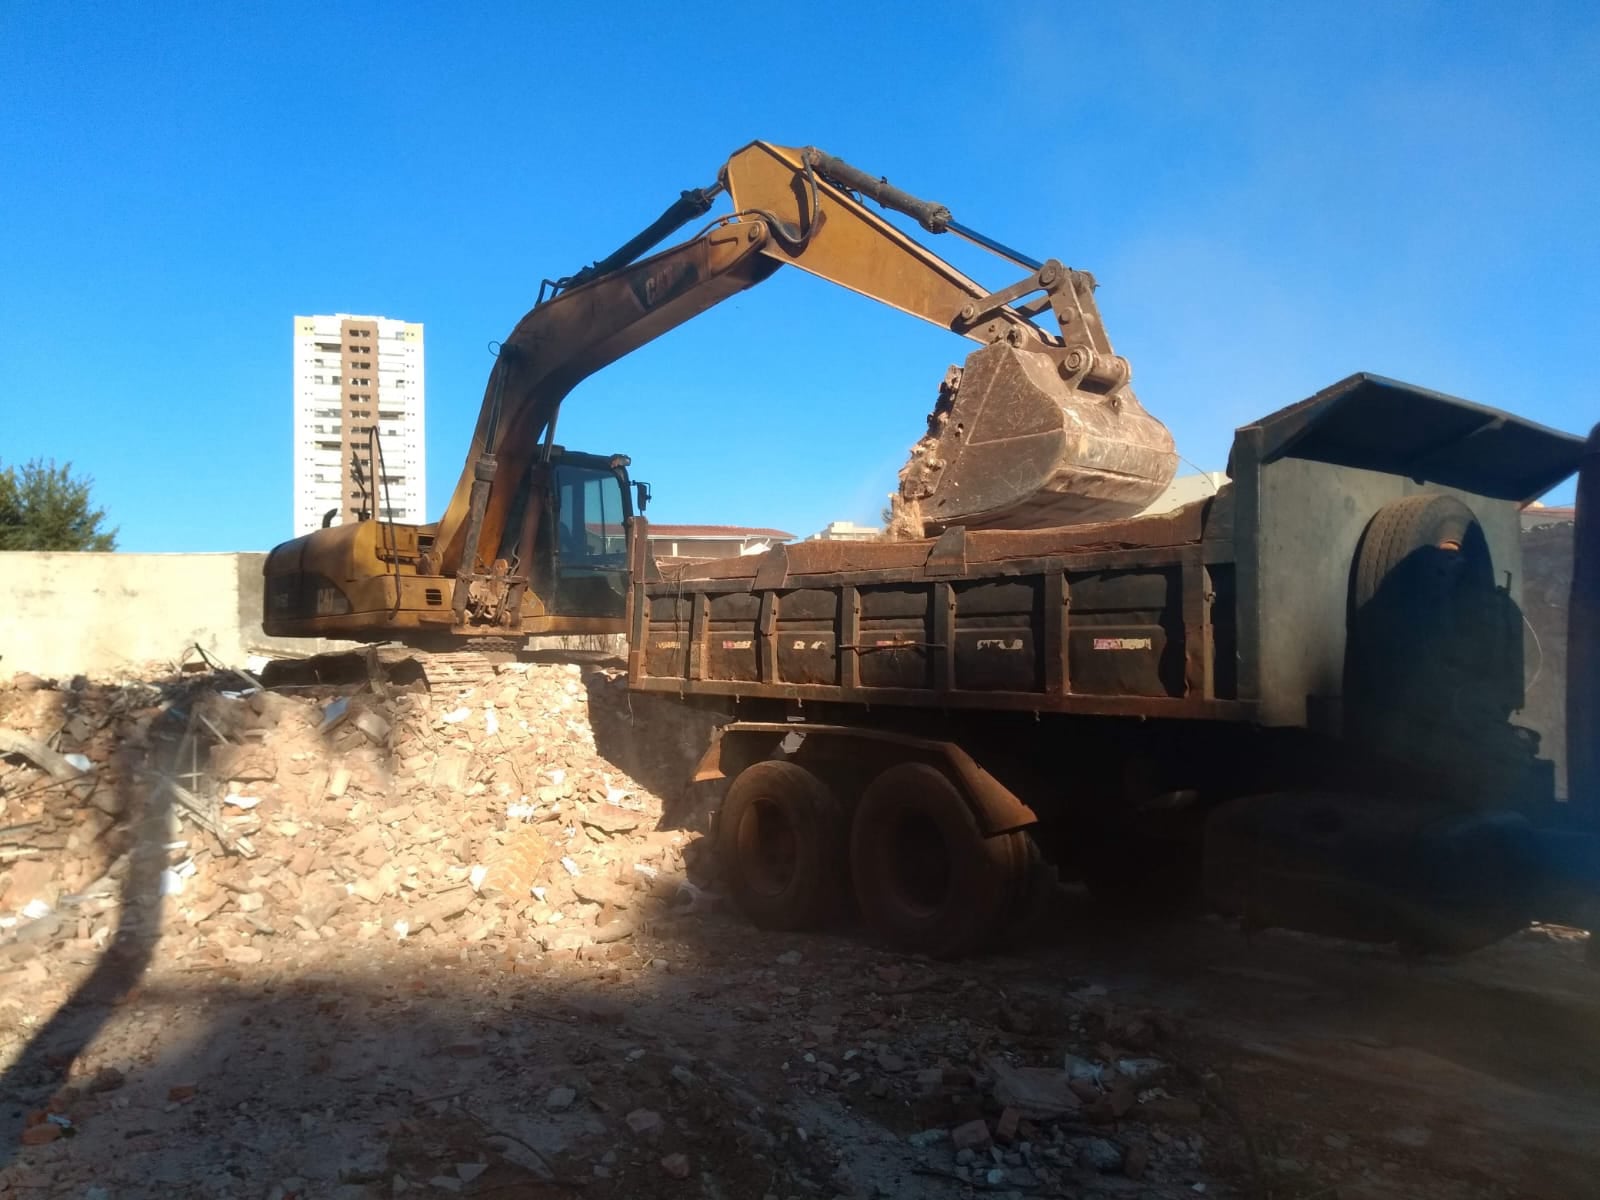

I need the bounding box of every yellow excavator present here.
[262,140,1176,646]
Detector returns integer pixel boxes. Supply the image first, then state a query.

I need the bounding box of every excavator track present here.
[377,637,624,694]
[407,645,520,693]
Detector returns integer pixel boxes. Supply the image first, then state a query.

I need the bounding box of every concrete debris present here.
[89,1066,125,1093]
[626,1108,665,1138]
[1070,1135,1125,1173]
[582,804,640,833]
[987,1056,1084,1117]
[1117,1056,1169,1080]
[950,1117,992,1152]
[0,656,699,980]
[1064,1052,1105,1085]
[0,728,91,787]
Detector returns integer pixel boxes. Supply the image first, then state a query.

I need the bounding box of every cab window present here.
[550,464,628,618]
[555,466,627,568]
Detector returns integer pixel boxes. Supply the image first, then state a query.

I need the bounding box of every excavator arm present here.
[436,141,1174,586]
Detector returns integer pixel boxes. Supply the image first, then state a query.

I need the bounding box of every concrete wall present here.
[0,552,350,681]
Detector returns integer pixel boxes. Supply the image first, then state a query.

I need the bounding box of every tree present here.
[0,458,118,551]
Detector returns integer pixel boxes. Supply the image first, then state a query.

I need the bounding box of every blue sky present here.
[3,1,1596,551]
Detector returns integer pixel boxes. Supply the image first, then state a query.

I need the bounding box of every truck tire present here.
[850,762,1025,957]
[1353,493,1492,610]
[1348,494,1512,747]
[717,760,844,931]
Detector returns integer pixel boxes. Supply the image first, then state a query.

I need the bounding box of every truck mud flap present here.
[700,721,1038,836]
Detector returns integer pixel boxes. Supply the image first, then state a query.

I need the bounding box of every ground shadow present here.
[0,725,172,1169]
[580,669,728,833]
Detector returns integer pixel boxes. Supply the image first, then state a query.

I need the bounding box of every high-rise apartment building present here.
[291,313,426,536]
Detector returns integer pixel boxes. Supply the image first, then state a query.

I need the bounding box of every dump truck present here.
[632,381,1598,954]
[263,140,1599,957]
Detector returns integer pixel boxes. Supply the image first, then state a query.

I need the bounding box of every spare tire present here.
[717,760,844,931]
[1353,493,1493,611]
[850,762,1027,957]
[1347,493,1516,753]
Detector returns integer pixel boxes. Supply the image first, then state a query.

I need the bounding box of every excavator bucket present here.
[895,342,1177,533]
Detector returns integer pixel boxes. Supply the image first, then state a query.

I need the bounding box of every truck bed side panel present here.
[633,543,1247,720]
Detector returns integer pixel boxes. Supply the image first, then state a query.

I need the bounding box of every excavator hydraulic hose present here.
[544,183,724,299]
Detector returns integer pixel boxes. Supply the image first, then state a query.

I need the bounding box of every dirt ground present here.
[2,657,1597,1200]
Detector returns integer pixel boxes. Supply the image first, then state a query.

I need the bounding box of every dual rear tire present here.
[717,756,1030,957]
[716,759,844,932]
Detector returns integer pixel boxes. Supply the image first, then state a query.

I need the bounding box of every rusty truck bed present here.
[625,491,1247,720]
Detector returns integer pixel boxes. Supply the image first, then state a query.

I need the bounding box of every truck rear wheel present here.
[718,760,844,931]
[850,762,1025,957]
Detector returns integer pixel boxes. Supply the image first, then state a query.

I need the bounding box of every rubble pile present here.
[0,656,703,991]
[756,958,1214,1195]
[0,668,208,985]
[0,655,1235,1196]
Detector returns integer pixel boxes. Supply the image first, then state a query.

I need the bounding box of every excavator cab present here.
[542,452,634,621]
[262,447,640,643]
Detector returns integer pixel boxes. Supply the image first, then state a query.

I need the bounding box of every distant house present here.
[807,520,881,542]
[646,524,795,563]
[1522,503,1576,532]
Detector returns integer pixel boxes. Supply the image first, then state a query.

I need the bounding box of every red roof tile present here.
[645,524,794,540]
